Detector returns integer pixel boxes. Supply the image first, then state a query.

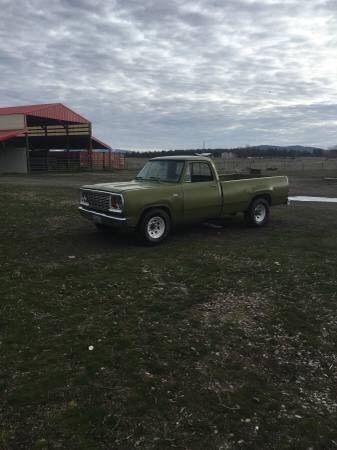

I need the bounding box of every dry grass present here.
[0,172,337,449]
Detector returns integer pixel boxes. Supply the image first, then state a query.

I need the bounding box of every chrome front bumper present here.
[78,206,127,227]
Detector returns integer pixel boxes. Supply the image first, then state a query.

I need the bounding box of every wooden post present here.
[65,124,70,171]
[89,123,93,170]
[24,116,30,175]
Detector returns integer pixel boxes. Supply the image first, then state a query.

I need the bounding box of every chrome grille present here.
[82,190,110,211]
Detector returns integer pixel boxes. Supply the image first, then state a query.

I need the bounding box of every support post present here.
[89,123,93,170]
[24,116,30,175]
[66,123,70,171]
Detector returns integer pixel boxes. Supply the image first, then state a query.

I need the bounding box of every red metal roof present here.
[0,103,89,124]
[92,136,111,150]
[0,129,25,142]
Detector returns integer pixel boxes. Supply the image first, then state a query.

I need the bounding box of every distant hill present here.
[243,145,324,154]
[126,145,324,158]
[231,145,324,158]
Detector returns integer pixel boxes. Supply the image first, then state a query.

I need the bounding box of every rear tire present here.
[245,198,270,227]
[139,209,171,244]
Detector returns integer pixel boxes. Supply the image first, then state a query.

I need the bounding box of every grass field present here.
[0,172,337,449]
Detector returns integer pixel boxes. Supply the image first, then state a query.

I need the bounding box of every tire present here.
[139,208,171,244]
[245,198,270,227]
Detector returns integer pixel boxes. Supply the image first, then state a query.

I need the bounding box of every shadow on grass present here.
[74,211,287,252]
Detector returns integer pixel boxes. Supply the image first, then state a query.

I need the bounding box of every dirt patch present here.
[289,174,337,197]
[191,290,271,334]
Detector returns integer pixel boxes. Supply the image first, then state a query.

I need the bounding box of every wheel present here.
[245,198,270,227]
[139,209,171,244]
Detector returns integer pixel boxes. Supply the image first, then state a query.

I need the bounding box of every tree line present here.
[125,145,325,158]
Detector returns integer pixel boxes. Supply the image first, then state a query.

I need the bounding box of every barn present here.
[0,103,123,173]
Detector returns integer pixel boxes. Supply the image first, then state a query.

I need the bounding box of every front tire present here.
[139,209,171,244]
[245,198,270,227]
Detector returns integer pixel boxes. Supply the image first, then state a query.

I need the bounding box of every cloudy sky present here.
[1,0,337,150]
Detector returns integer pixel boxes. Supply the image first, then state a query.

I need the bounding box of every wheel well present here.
[251,194,272,206]
[138,206,172,228]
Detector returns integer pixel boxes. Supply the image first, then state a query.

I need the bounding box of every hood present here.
[81,180,163,194]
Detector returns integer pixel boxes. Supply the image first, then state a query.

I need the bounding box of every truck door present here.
[182,161,222,222]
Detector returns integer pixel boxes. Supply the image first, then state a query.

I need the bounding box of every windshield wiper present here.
[136,176,161,182]
[145,177,161,182]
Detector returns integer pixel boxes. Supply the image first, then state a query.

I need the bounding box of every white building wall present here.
[0,114,25,130]
[0,147,27,174]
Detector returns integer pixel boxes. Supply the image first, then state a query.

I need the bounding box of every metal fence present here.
[124,156,337,173]
[214,157,337,173]
[27,152,337,173]
[29,151,125,172]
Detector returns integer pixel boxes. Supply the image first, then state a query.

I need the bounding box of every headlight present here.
[80,190,89,206]
[109,194,124,213]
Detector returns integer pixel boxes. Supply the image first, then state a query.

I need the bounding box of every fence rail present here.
[26,153,337,173]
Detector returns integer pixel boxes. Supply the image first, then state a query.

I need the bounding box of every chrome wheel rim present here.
[254,203,266,224]
[147,216,166,239]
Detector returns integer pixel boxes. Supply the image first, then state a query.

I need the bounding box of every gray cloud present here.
[0,0,337,149]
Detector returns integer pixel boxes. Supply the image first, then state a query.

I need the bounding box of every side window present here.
[188,162,213,182]
[166,161,184,181]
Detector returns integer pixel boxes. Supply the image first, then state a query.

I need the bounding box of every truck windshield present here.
[136,160,184,183]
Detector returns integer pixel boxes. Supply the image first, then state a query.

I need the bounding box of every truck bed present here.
[219,174,289,214]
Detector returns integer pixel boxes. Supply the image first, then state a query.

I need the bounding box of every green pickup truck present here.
[79,156,289,243]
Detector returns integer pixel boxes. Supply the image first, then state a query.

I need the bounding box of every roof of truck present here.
[151,155,210,161]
